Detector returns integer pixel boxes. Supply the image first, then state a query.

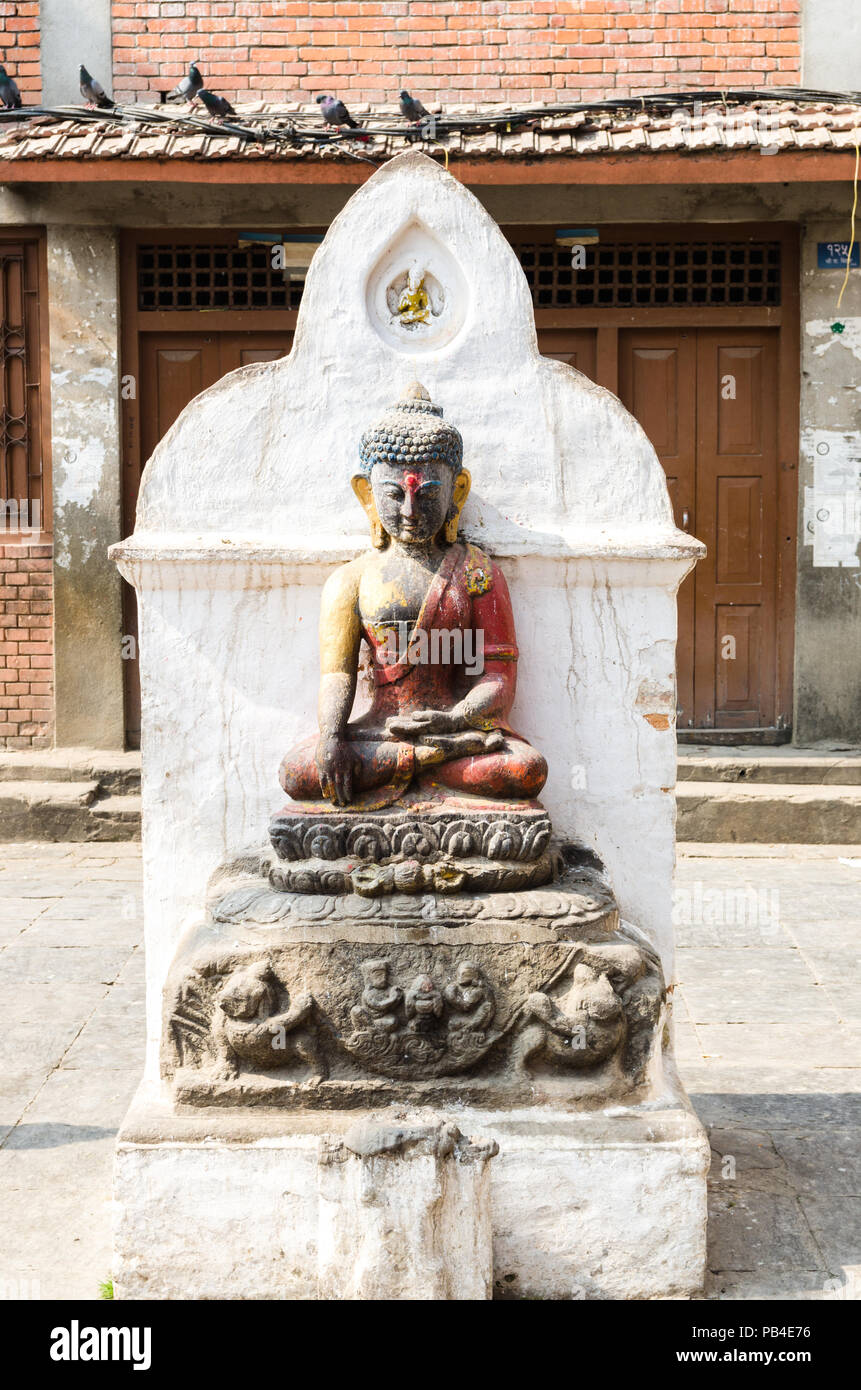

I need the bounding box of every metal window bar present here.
[137,243,305,311]
[516,240,781,308]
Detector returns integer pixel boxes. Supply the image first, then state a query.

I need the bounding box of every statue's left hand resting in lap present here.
[280,383,547,809]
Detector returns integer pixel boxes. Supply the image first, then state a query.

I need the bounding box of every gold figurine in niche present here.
[397,275,431,325]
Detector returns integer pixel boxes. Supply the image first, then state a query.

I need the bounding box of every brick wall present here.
[0,1,40,103]
[111,1,801,107]
[0,542,53,749]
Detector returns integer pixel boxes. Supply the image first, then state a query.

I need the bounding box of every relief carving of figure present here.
[404,972,445,1034]
[512,963,625,1075]
[443,960,495,1035]
[211,960,328,1082]
[350,958,403,1034]
[279,383,547,810]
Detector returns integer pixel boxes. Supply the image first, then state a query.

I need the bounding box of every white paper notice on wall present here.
[802,430,861,567]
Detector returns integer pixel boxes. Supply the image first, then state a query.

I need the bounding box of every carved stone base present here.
[113,1086,709,1300]
[162,845,665,1107]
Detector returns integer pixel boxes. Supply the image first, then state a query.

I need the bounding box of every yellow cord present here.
[444,147,449,170]
[837,142,860,310]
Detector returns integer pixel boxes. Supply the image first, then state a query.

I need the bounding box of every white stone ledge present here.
[111,530,705,589]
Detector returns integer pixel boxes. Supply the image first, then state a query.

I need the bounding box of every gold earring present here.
[444,469,471,544]
[351,476,387,550]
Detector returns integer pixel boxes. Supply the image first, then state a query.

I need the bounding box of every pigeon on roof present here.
[399,90,429,123]
[315,94,369,141]
[316,94,362,129]
[79,65,115,109]
[0,66,22,110]
[167,62,204,105]
[197,89,236,119]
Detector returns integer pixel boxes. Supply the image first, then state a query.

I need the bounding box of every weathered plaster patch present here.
[806,317,861,360]
[800,428,861,567]
[642,712,672,730]
[51,435,108,514]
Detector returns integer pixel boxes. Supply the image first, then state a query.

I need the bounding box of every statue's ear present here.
[351,475,386,550]
[443,469,471,544]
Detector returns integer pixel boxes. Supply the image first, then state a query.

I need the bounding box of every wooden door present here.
[137,331,293,489]
[694,329,779,730]
[124,329,293,745]
[617,327,779,731]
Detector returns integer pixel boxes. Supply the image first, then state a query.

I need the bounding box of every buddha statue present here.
[279,382,547,811]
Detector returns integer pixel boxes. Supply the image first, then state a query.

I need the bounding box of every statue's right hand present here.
[315,735,362,806]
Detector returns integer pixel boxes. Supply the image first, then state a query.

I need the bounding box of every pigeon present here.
[0,66,22,110]
[316,94,361,129]
[167,62,203,105]
[79,65,114,109]
[197,89,236,119]
[399,90,429,123]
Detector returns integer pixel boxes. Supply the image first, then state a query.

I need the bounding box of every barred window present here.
[517,240,781,308]
[136,243,304,311]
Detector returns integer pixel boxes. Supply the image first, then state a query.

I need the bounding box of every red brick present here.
[101,0,800,102]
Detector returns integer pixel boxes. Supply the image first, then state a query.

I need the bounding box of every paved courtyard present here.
[0,841,858,1301]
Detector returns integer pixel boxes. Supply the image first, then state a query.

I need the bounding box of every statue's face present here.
[371,460,455,544]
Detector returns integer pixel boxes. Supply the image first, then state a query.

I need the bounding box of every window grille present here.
[136,242,304,310]
[516,239,781,308]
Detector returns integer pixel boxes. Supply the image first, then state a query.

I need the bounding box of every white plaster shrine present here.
[112,151,709,1301]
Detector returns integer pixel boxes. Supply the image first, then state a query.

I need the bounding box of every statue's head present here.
[361,958,389,988]
[352,382,471,549]
[456,960,481,985]
[216,961,275,1020]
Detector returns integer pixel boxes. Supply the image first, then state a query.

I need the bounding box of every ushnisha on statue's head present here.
[352,381,471,549]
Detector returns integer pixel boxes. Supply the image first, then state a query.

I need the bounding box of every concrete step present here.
[0,747,141,794]
[0,776,141,842]
[677,744,861,785]
[676,781,861,844]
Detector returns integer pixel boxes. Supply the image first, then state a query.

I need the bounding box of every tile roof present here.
[1,100,860,166]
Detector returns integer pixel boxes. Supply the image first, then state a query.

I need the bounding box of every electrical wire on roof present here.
[0,87,859,156]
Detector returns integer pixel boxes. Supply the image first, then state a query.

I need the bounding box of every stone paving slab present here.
[0,842,858,1301]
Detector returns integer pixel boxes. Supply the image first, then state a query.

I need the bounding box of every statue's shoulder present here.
[459,542,495,598]
[321,556,363,603]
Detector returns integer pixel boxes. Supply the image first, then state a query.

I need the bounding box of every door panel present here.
[715,476,763,585]
[714,604,761,719]
[618,332,697,725]
[715,346,764,455]
[537,328,597,381]
[124,329,293,745]
[139,336,220,466]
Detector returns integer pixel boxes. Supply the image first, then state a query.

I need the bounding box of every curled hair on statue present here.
[352,381,470,547]
[356,381,463,478]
